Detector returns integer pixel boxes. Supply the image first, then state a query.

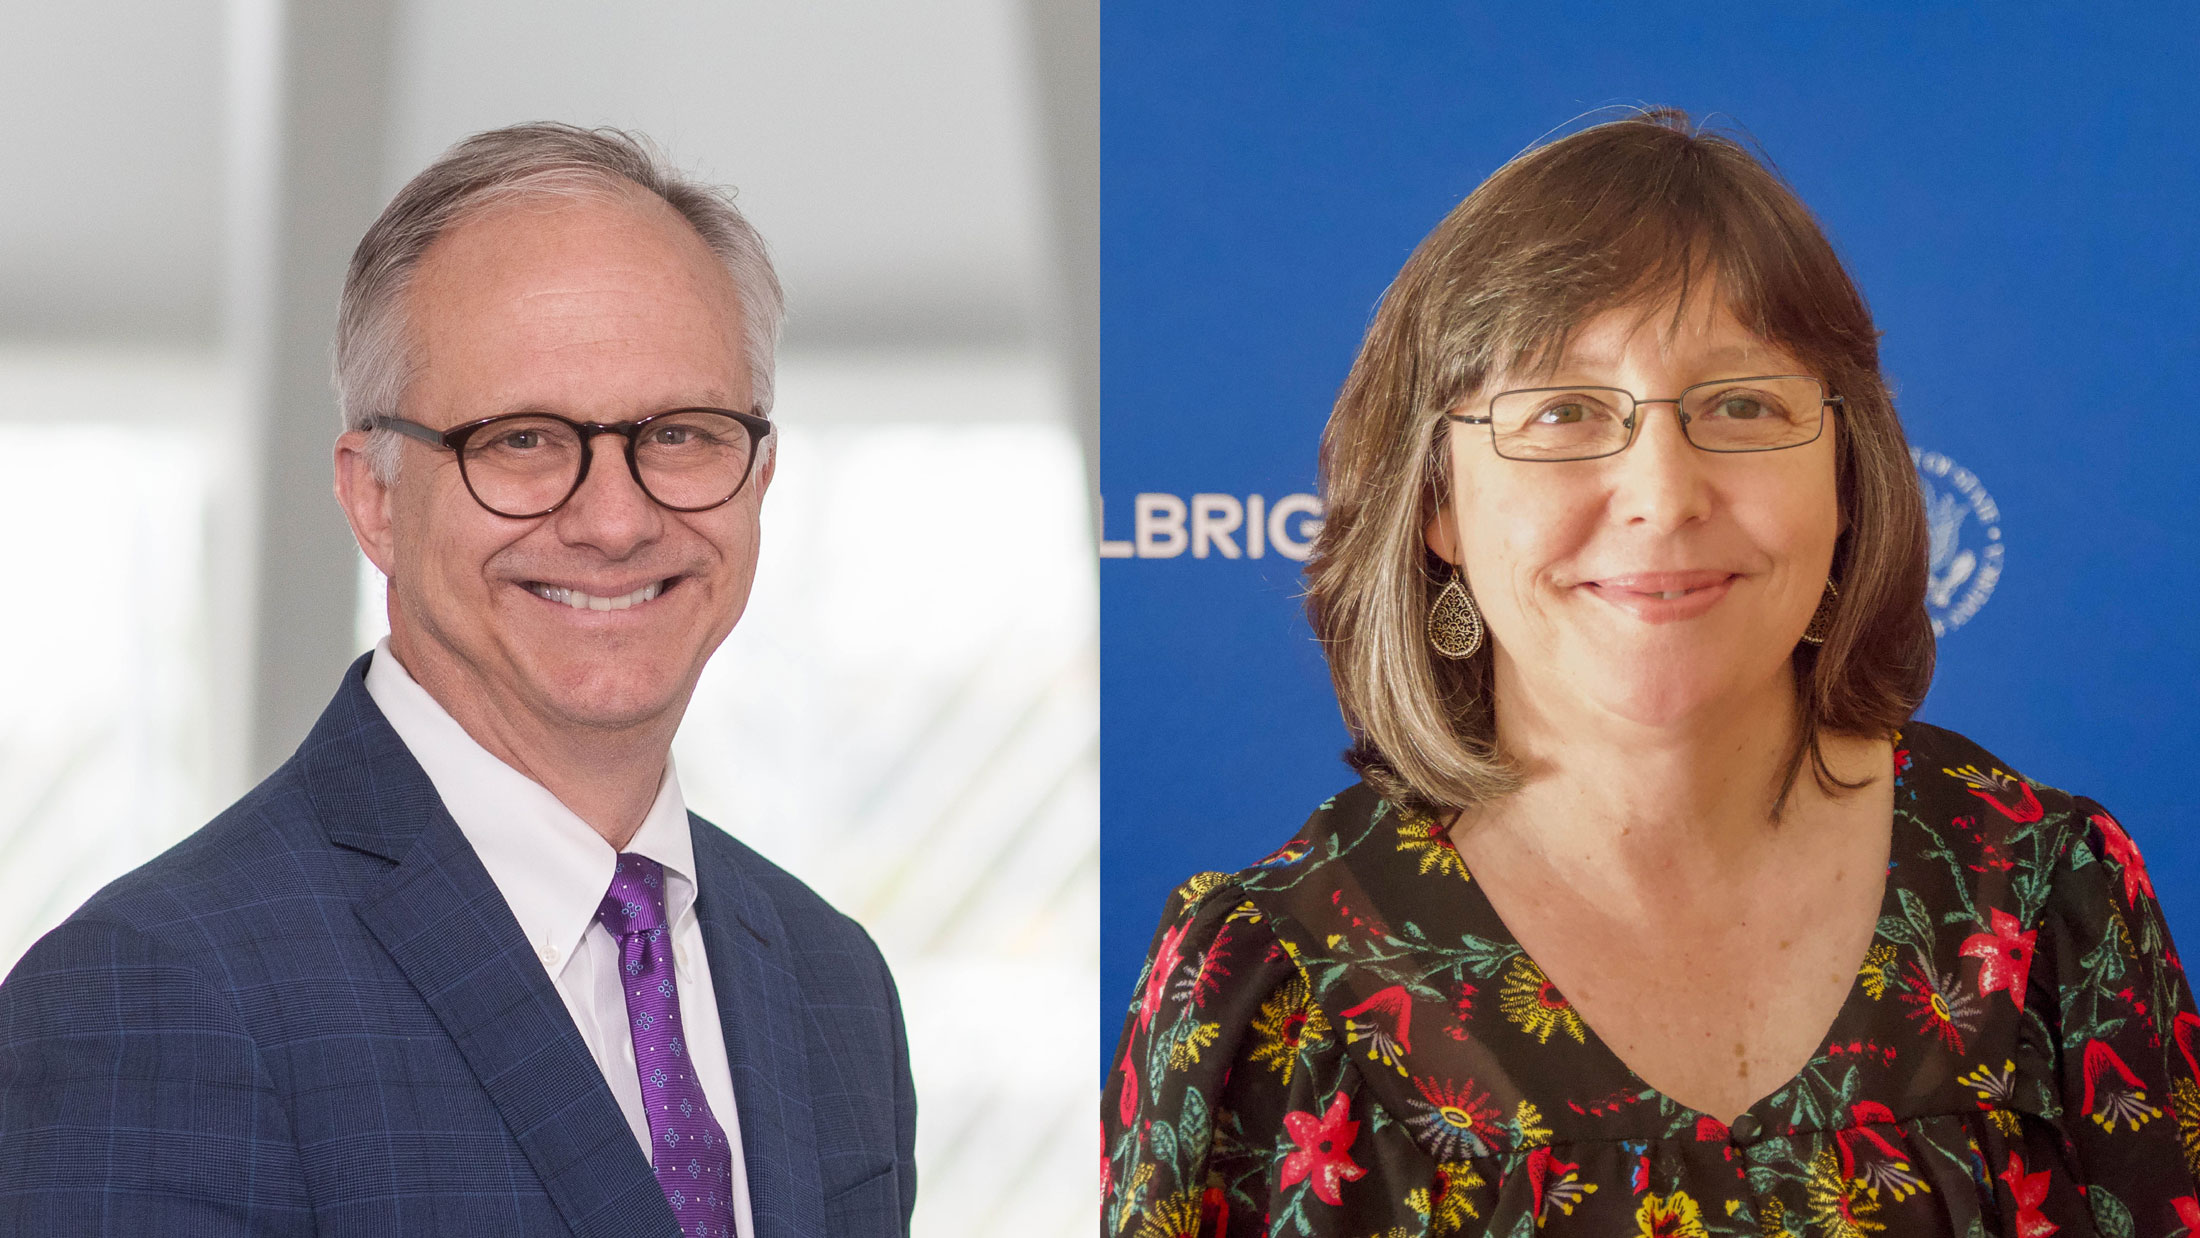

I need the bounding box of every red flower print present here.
[2175,1197,2200,1231]
[1188,925,1234,1007]
[1445,980,1477,1040]
[1898,960,1980,1053]
[1117,1050,1138,1126]
[1200,1186,1230,1235]
[1140,920,1189,1033]
[2175,1012,2200,1082]
[2080,1038,2162,1132]
[1525,1146,1594,1220]
[1407,1075,1500,1159]
[1999,1152,2057,1238]
[1959,908,2038,1007]
[2092,811,2156,906]
[1339,984,1415,1072]
[1834,1101,1927,1200]
[1279,1092,1368,1206]
[1945,763,2045,823]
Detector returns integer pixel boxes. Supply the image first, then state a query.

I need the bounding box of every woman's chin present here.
[1564,659,1783,732]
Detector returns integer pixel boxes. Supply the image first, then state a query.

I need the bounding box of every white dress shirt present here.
[365,640,754,1238]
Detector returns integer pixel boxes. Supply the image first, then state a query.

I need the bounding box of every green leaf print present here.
[1178,1086,1211,1170]
[2088,1184,2136,1238]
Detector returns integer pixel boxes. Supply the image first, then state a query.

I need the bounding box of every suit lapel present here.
[692,820,826,1238]
[304,660,678,1238]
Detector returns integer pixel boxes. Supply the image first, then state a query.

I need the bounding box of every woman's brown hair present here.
[1305,109,1934,814]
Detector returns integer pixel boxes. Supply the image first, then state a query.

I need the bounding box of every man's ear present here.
[333,430,398,577]
[753,436,776,498]
[1424,501,1461,567]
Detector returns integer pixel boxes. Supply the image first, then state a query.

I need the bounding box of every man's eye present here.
[651,425,696,445]
[499,430,542,449]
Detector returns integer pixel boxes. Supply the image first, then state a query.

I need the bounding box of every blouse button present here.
[1728,1113,1762,1144]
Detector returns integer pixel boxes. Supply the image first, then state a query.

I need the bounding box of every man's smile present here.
[520,576,681,611]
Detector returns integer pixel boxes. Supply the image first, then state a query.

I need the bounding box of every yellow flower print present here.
[1395,808,1468,881]
[1223,899,1266,927]
[1958,1059,2023,1137]
[1857,944,1897,1000]
[1511,1099,1553,1146]
[1804,1148,1884,1238]
[1499,957,1587,1045]
[1114,1163,1155,1234]
[1132,1188,1202,1238]
[1166,1021,1220,1070]
[1174,871,1229,907]
[1956,1059,2014,1103]
[2177,1078,2200,1181]
[1426,1160,1483,1233]
[1635,1190,1708,1238]
[1248,974,1331,1083]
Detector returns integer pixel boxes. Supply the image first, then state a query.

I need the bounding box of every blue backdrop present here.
[1100,5,2200,1070]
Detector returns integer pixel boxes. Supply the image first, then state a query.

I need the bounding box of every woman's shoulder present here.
[1891,719,2161,960]
[1157,780,1395,907]
[1895,719,2107,860]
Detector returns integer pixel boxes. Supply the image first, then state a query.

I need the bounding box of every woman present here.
[1104,111,2200,1234]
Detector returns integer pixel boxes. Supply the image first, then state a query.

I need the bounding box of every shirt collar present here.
[363,638,697,969]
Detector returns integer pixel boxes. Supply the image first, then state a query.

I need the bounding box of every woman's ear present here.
[1425,502,1461,566]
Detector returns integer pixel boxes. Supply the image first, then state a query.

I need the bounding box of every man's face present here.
[338,189,768,741]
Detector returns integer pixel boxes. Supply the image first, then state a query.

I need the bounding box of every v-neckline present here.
[1436,738,1907,1133]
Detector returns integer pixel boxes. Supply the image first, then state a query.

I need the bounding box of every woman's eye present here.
[1537,403,1588,425]
[1712,396,1767,420]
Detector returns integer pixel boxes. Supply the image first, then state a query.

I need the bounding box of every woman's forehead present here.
[1505,295,1802,384]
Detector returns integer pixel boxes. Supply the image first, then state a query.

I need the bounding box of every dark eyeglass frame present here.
[369,407,774,518]
[1445,374,1843,462]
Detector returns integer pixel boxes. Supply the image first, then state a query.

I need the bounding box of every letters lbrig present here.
[1097,493,1324,561]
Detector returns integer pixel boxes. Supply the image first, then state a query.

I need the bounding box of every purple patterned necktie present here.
[598,853,735,1238]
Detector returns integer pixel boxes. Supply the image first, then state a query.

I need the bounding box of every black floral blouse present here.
[1104,723,2200,1236]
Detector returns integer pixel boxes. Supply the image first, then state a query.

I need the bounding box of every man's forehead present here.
[400,193,752,419]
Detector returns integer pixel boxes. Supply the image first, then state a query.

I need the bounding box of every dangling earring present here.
[1801,578,1839,645]
[1427,568,1485,659]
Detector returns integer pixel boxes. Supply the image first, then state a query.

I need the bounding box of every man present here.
[0,124,915,1237]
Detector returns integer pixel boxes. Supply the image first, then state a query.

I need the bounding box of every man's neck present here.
[387,636,676,851]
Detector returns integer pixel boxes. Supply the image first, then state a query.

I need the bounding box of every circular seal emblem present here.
[1911,448,2002,636]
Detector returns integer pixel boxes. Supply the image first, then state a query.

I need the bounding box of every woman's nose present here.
[1609,400,1713,529]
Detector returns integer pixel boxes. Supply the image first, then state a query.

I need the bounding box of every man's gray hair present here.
[336,122,784,480]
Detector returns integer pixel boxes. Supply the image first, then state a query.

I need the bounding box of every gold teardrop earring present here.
[1427,568,1485,659]
[1801,578,1839,645]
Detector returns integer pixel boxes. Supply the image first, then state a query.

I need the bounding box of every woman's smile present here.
[1577,570,1740,622]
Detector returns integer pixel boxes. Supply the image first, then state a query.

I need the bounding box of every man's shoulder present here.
[36,761,342,960]
[687,814,886,968]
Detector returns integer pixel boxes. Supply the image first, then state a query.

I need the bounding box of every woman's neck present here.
[1464,656,1867,896]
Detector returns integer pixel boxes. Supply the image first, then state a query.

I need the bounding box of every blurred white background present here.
[0,1,1096,1233]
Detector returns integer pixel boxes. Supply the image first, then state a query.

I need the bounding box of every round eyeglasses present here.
[370,408,773,518]
[1446,375,1841,462]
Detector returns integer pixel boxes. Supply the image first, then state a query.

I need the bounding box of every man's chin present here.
[523,663,693,734]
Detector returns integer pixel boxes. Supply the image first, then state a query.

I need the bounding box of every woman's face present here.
[1427,294,1842,732]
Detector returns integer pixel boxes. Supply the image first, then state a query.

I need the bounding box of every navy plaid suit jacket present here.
[0,657,916,1236]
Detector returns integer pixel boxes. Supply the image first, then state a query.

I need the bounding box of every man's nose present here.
[554,432,664,553]
[1609,399,1713,530]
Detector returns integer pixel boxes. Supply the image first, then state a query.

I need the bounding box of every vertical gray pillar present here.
[1022,0,1101,521]
[229,0,400,780]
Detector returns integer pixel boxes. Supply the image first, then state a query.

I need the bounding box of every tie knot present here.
[597,852,668,937]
